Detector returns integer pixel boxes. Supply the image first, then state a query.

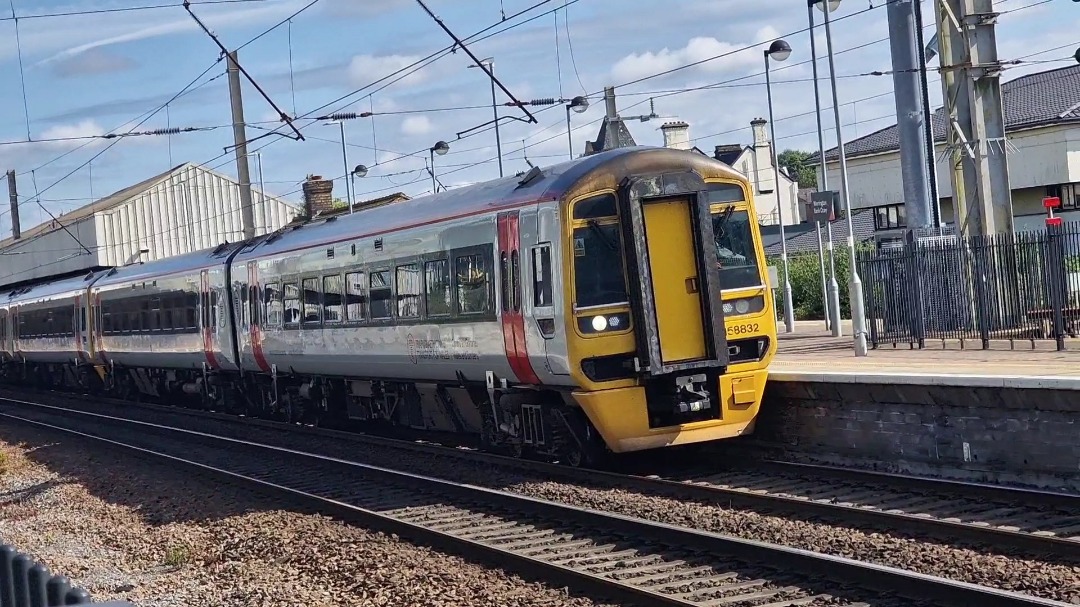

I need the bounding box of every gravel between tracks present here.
[0,423,621,607]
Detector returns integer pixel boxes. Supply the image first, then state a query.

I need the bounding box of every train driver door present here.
[618,173,729,378]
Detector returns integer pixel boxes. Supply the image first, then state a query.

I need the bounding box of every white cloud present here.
[40,119,106,148]
[347,53,427,88]
[610,27,781,84]
[400,115,433,136]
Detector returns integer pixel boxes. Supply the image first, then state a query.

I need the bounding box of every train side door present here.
[496,210,541,385]
[619,173,728,377]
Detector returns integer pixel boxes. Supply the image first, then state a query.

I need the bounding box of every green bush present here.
[766,243,874,321]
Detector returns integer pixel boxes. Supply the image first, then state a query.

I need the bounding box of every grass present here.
[163,544,190,567]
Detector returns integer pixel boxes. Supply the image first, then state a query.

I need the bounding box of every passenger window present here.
[323,274,344,323]
[456,253,491,314]
[424,259,451,317]
[369,271,392,319]
[283,282,300,324]
[396,263,421,319]
[532,245,552,307]
[302,277,321,323]
[264,283,282,327]
[573,193,618,220]
[345,272,366,321]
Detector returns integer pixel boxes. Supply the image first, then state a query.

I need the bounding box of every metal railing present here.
[1,542,132,607]
[858,221,1080,351]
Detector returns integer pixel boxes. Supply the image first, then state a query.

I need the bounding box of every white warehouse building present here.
[0,163,301,288]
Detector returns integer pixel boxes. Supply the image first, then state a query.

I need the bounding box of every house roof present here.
[713,144,746,166]
[763,208,876,256]
[812,64,1080,164]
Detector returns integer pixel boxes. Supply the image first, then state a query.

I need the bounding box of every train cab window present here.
[396,263,421,319]
[301,277,321,324]
[283,283,300,324]
[455,253,491,315]
[369,271,393,320]
[424,259,451,317]
[323,274,344,323]
[707,183,762,291]
[264,283,283,327]
[571,193,628,309]
[345,272,366,321]
[532,245,552,307]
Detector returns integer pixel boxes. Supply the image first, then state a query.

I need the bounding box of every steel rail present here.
[0,399,1073,607]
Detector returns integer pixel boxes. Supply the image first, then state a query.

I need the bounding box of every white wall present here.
[731,149,800,226]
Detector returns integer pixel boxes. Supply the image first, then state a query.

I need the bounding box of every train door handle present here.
[685,277,699,294]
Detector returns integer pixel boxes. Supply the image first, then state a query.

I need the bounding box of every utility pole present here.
[887,0,933,230]
[935,0,1013,236]
[227,50,256,241]
[6,170,19,241]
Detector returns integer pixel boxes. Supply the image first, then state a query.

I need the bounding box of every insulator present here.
[529,98,556,106]
[330,112,358,121]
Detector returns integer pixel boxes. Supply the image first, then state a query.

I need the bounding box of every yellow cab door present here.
[642,197,707,364]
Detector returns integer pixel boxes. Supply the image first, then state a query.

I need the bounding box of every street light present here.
[351,164,368,210]
[764,38,795,334]
[468,57,503,178]
[566,95,589,159]
[323,120,354,214]
[820,0,869,357]
[808,0,843,337]
[430,140,449,193]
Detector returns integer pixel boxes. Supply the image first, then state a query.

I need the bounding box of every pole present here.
[338,121,353,213]
[566,105,574,160]
[429,151,437,193]
[913,0,942,227]
[810,2,842,336]
[6,170,20,241]
[887,0,933,230]
[764,51,795,334]
[489,60,503,178]
[823,3,869,356]
[227,50,256,241]
[815,221,830,330]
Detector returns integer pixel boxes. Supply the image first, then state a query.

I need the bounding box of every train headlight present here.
[591,315,608,331]
[722,302,734,314]
[721,296,766,317]
[735,299,751,314]
[578,312,631,334]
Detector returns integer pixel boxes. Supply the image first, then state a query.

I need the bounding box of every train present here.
[0,146,777,465]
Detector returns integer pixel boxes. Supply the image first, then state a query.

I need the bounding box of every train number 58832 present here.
[726,323,759,336]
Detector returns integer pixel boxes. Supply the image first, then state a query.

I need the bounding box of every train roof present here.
[92,241,248,289]
[233,146,745,261]
[5,269,112,305]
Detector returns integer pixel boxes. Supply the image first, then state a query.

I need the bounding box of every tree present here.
[777,149,818,189]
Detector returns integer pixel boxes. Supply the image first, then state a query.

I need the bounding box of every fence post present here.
[1047,222,1067,351]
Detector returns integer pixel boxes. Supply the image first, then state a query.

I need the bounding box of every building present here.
[669,119,801,227]
[811,64,1080,238]
[0,162,300,288]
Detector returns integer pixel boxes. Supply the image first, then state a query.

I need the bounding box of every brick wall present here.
[757,380,1080,491]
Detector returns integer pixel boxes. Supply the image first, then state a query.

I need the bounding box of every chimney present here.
[302,174,334,217]
[660,121,691,151]
[6,170,19,241]
[603,86,617,118]
[751,118,769,148]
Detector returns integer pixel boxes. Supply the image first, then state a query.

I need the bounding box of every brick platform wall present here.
[757,380,1080,491]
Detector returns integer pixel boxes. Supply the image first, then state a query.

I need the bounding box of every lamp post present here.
[351,164,368,209]
[324,120,353,214]
[469,57,503,178]
[820,0,869,356]
[566,96,589,159]
[429,140,449,193]
[809,0,843,337]
[764,38,796,334]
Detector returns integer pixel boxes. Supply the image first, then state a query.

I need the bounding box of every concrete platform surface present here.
[772,320,1080,387]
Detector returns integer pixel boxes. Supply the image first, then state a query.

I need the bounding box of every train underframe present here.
[0,359,607,466]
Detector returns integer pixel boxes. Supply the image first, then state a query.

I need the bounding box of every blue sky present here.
[0,0,1075,235]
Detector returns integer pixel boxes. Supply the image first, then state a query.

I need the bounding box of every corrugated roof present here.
[812,64,1080,164]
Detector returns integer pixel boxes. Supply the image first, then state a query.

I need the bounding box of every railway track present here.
[4,388,1076,564]
[0,399,1073,607]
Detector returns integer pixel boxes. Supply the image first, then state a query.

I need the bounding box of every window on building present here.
[873,203,906,231]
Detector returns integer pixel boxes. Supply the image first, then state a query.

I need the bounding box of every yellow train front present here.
[558,147,776,455]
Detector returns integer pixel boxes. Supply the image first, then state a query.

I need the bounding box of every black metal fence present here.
[858,221,1080,350]
[1,542,132,607]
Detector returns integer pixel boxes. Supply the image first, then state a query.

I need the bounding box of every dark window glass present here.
[283,283,300,324]
[424,259,451,317]
[572,222,628,308]
[456,254,491,314]
[706,183,746,204]
[532,245,553,307]
[712,208,763,290]
[345,272,366,321]
[573,193,618,220]
[396,263,421,319]
[302,277,321,323]
[323,274,343,323]
[369,270,392,319]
